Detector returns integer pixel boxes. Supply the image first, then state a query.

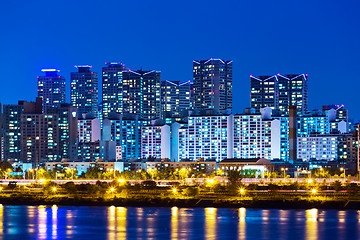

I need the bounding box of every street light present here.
[340,167,345,179]
[281,168,288,178]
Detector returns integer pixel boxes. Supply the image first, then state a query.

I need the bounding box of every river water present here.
[0,205,358,239]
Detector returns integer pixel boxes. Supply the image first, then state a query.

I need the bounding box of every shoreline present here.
[1,196,359,210]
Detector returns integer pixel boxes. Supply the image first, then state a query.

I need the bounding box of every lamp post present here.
[281,168,288,178]
[340,167,345,179]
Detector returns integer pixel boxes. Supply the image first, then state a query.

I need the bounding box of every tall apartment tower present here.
[37,69,66,113]
[102,62,161,120]
[161,80,192,118]
[122,70,161,120]
[193,59,232,111]
[250,75,278,112]
[250,73,308,116]
[3,103,24,162]
[277,74,308,116]
[48,104,78,161]
[70,65,98,116]
[102,62,126,119]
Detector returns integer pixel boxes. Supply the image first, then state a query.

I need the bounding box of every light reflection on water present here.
[0,206,358,239]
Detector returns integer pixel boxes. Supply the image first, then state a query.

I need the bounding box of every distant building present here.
[297,134,338,161]
[233,112,281,160]
[122,70,161,120]
[297,114,330,136]
[48,104,78,161]
[179,114,233,162]
[103,113,147,160]
[101,62,126,119]
[70,65,98,116]
[160,80,192,118]
[141,123,170,160]
[102,62,161,120]
[78,114,101,143]
[193,59,232,111]
[250,73,308,116]
[250,75,278,112]
[37,69,65,113]
[20,98,60,165]
[3,103,25,162]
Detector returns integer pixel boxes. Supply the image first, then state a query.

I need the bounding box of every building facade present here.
[37,69,66,113]
[297,134,338,161]
[250,73,308,116]
[70,65,98,116]
[193,59,232,111]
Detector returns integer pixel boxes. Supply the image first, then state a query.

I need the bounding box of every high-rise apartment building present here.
[179,114,233,162]
[122,70,161,120]
[193,59,232,111]
[17,98,60,165]
[102,62,126,119]
[278,74,308,115]
[48,104,78,161]
[37,69,66,113]
[297,134,338,161]
[250,75,278,112]
[250,73,308,116]
[103,113,147,161]
[70,66,98,116]
[3,103,24,162]
[102,62,161,120]
[141,124,170,160]
[161,80,192,118]
[233,114,280,160]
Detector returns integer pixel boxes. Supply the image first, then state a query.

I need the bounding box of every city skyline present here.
[0,0,359,120]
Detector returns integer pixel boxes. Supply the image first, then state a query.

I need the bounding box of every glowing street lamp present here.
[239,188,245,195]
[281,168,288,178]
[311,189,317,194]
[110,187,115,192]
[172,188,177,193]
[52,187,57,192]
[340,167,345,179]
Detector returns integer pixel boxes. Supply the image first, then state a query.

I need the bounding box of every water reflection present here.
[171,207,178,240]
[51,205,57,239]
[205,208,217,240]
[0,206,359,239]
[108,206,116,240]
[306,208,318,240]
[238,208,246,240]
[38,205,47,240]
[0,204,3,234]
[117,207,127,239]
[66,208,74,237]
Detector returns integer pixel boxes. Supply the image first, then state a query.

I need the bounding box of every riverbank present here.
[1,194,360,209]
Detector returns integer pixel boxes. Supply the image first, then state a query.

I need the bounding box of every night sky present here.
[0,0,359,120]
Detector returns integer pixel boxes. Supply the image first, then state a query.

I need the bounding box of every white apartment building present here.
[297,135,338,161]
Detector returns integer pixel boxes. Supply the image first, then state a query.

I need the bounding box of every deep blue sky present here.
[0,0,359,120]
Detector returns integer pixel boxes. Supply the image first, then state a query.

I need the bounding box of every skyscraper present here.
[102,62,126,119]
[37,69,66,113]
[48,104,78,161]
[70,65,98,116]
[277,74,308,116]
[250,75,278,112]
[161,80,192,118]
[193,59,232,111]
[122,70,161,120]
[3,103,24,162]
[250,73,308,116]
[102,62,161,120]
